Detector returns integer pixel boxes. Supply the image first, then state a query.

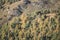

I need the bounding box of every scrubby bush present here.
[0,0,60,40]
[0,9,60,40]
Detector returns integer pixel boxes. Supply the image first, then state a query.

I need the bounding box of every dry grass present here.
[0,0,60,40]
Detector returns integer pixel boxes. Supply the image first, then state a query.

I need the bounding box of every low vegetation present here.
[0,0,60,40]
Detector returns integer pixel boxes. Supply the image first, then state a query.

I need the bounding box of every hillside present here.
[0,0,60,40]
